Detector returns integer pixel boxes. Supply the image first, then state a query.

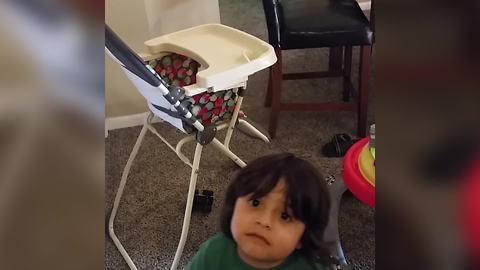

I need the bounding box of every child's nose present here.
[256,211,273,229]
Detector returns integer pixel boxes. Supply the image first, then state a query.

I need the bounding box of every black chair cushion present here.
[263,0,373,49]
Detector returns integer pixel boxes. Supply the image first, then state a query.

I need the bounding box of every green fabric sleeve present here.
[185,234,226,270]
[186,234,328,270]
[185,241,209,270]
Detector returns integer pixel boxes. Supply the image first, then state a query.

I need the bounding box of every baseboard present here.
[105,112,162,137]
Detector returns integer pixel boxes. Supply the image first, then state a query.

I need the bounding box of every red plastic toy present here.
[343,137,375,208]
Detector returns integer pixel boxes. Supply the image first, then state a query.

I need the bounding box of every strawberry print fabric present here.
[147,53,240,127]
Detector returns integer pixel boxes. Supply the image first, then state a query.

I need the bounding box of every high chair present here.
[105,24,276,270]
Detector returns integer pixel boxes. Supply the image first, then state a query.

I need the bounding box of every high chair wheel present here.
[201,198,213,213]
[202,190,213,197]
[193,191,203,212]
[203,204,213,213]
[206,195,214,207]
[193,191,214,213]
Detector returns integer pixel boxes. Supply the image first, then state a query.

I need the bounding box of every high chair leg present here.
[108,116,150,270]
[224,90,244,148]
[211,138,246,168]
[171,143,204,270]
[225,90,270,145]
[237,119,270,142]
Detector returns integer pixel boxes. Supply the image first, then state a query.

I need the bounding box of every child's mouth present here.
[246,233,270,245]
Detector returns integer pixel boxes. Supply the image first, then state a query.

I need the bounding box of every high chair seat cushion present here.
[186,90,237,125]
[149,53,200,87]
[147,53,240,127]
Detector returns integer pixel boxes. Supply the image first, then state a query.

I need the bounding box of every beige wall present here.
[144,0,221,38]
[105,0,220,118]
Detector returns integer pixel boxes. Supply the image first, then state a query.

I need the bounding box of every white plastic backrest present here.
[106,48,187,132]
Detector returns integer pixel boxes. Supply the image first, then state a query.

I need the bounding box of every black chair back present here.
[261,0,283,48]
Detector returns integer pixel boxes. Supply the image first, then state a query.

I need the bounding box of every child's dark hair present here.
[220,153,331,262]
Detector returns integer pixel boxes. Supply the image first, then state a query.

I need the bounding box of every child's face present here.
[230,179,306,268]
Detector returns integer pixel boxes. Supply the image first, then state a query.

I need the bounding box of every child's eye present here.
[249,199,260,207]
[281,212,292,221]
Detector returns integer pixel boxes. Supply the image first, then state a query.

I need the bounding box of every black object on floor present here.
[322,134,360,157]
[193,190,214,213]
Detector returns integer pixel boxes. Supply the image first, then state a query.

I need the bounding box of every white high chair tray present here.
[144,23,277,96]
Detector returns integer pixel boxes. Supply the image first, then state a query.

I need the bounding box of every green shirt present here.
[186,234,326,270]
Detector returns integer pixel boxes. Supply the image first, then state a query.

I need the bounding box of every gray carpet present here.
[105,0,375,269]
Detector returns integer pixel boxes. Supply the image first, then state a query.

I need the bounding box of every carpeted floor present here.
[105,0,375,269]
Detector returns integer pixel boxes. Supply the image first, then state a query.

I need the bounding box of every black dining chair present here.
[262,0,373,138]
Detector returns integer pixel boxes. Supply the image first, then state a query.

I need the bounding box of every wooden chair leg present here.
[343,46,353,102]
[329,47,343,73]
[268,48,282,138]
[264,68,272,107]
[357,45,371,137]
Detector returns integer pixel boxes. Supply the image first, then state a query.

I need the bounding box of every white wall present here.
[105,0,150,118]
[144,0,221,38]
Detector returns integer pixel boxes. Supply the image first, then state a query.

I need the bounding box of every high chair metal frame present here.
[105,24,276,270]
